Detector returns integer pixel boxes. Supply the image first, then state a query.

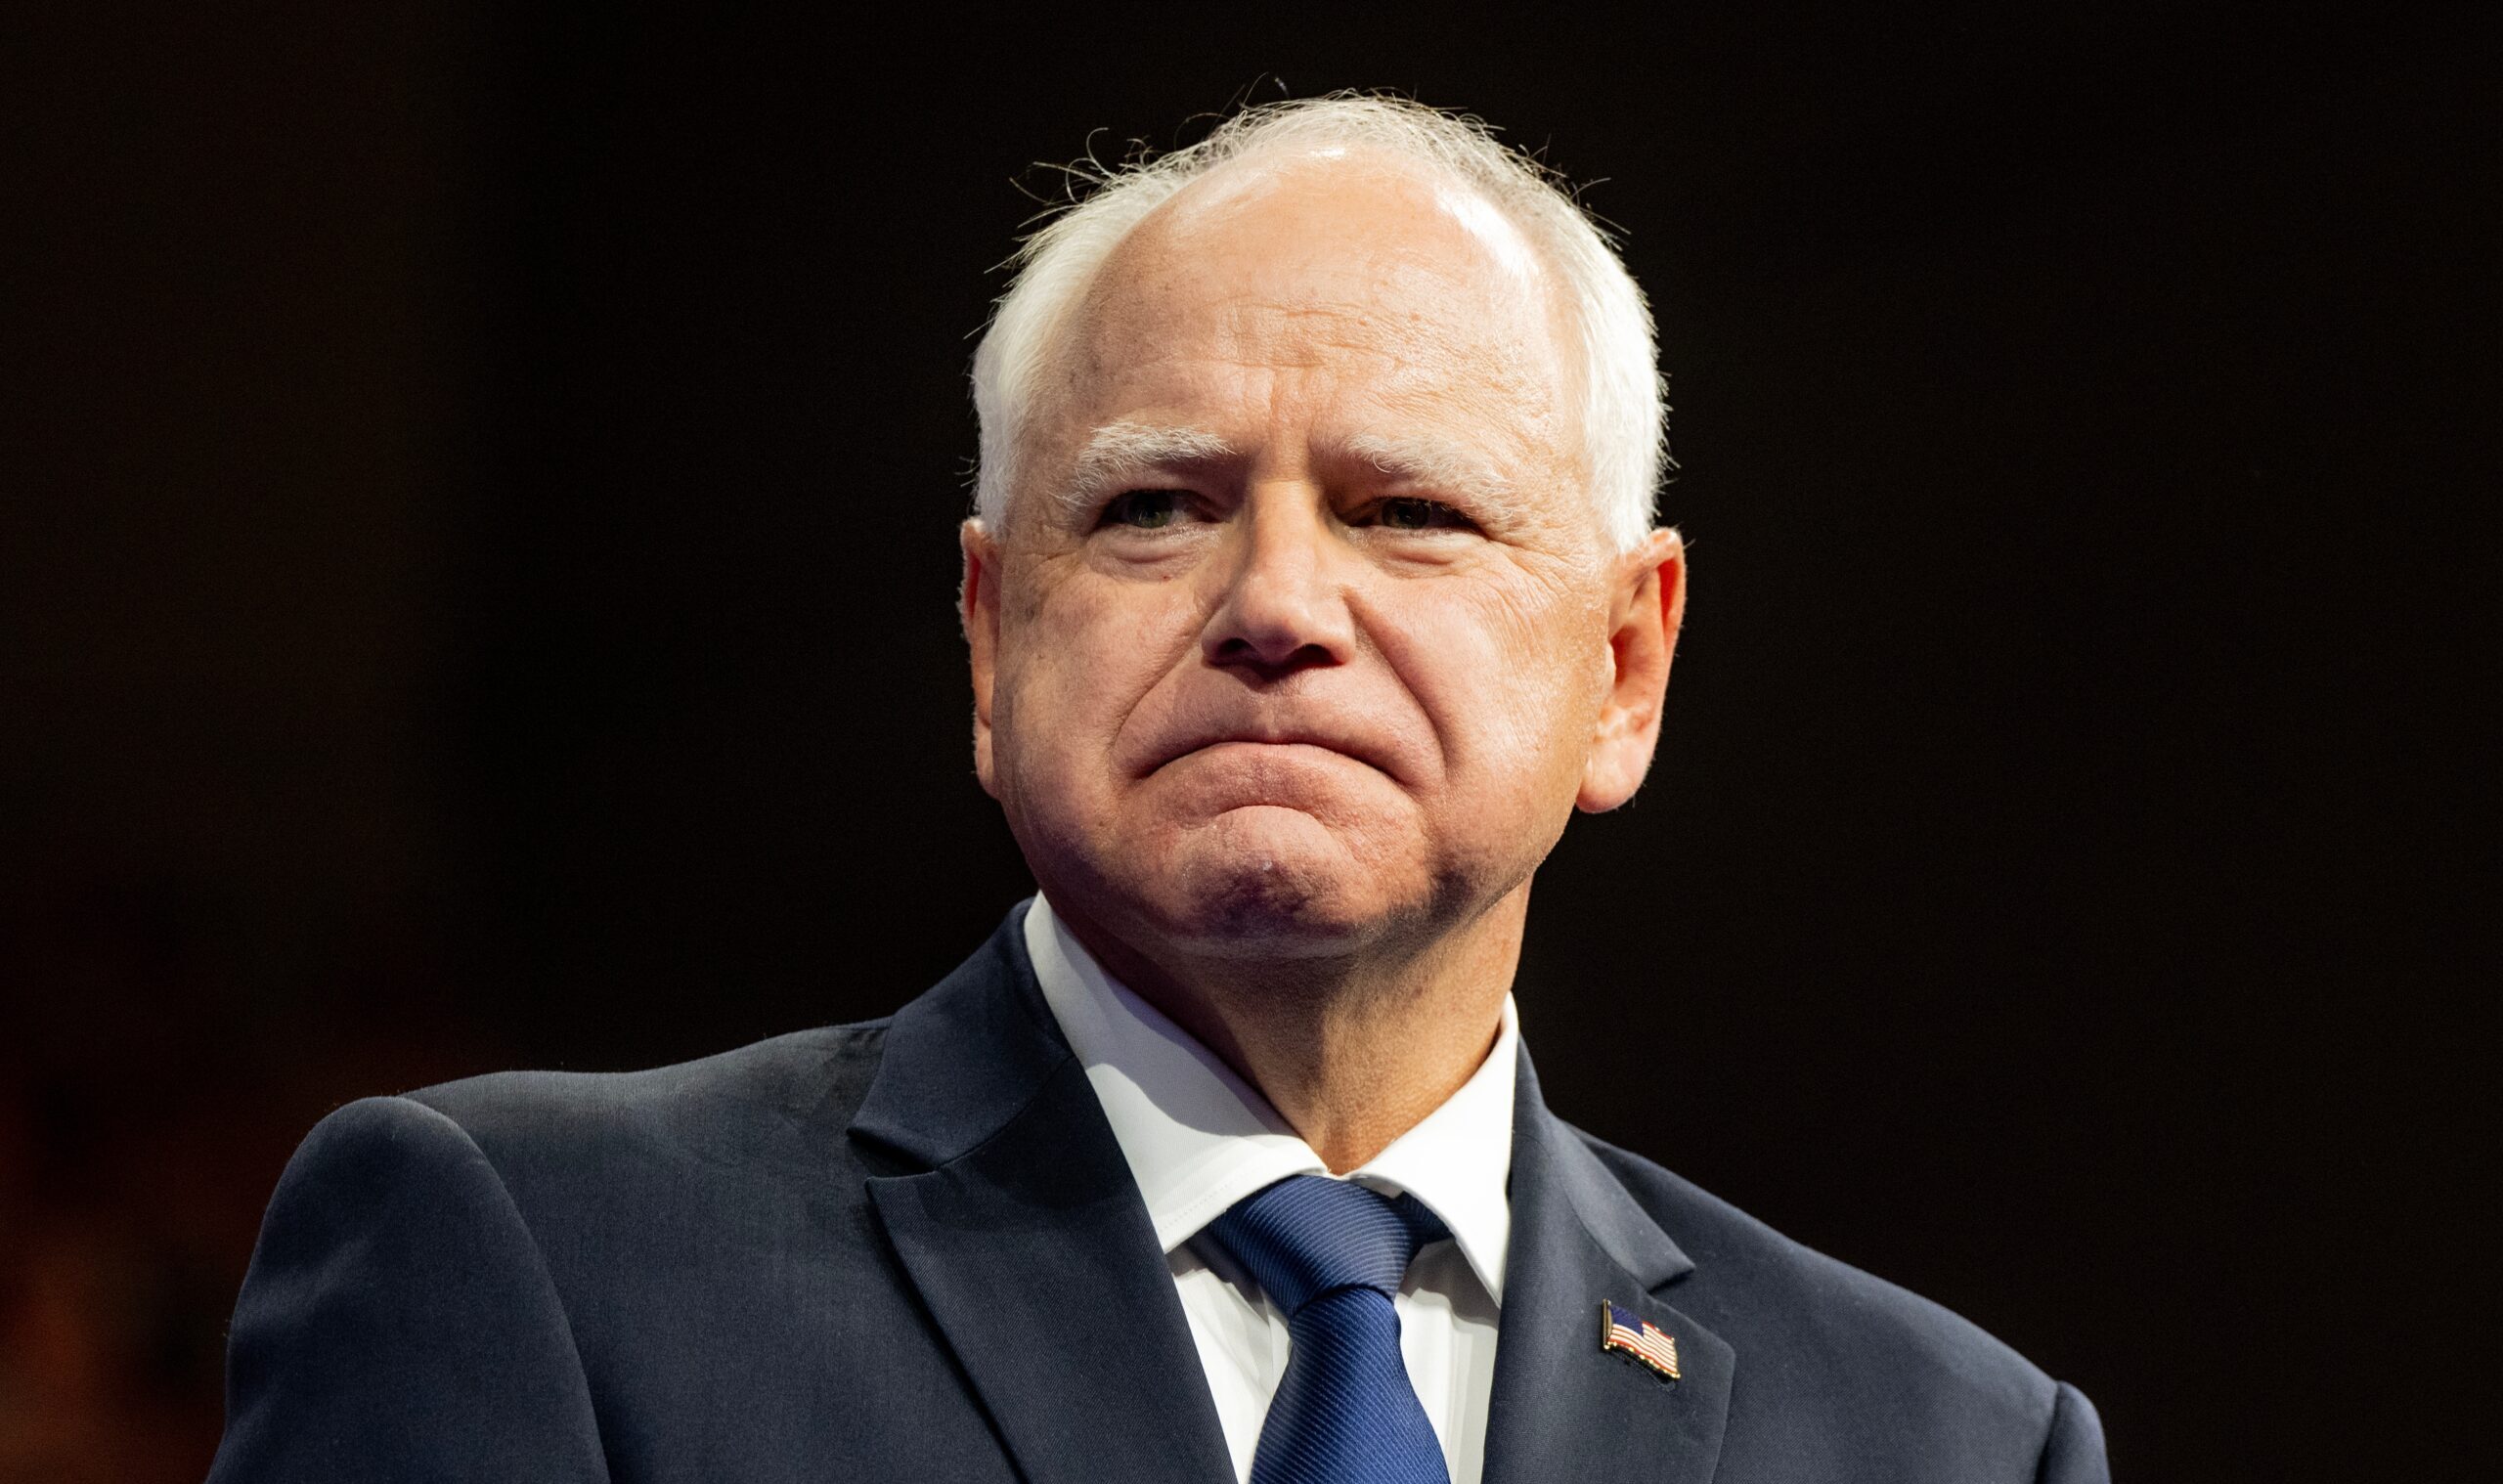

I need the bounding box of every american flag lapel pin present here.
[1599,1300,1682,1381]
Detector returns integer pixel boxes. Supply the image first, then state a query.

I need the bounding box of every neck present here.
[1052,886,1524,1172]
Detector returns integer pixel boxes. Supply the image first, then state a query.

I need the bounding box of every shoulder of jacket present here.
[1566,1124,2060,1415]
[394,1020,893,1171]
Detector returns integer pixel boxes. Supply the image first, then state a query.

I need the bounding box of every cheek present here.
[995,568,1203,784]
[1379,579,1606,781]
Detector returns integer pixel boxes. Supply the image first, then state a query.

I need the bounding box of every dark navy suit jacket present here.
[209,906,2108,1482]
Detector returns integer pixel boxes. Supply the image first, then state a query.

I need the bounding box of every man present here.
[210,97,2108,1483]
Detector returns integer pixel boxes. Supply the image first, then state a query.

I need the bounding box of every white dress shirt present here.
[1023,894,1515,1484]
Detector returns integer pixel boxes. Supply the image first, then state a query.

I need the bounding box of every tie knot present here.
[1207,1175,1448,1318]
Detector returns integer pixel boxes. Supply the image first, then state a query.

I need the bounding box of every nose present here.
[1201,487,1356,680]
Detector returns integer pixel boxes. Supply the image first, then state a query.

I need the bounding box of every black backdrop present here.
[3,5,2489,1480]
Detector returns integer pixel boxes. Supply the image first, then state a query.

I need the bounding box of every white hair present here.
[969,95,1669,551]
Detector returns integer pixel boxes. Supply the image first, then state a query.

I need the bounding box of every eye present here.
[1099,490,1188,530]
[1372,497,1475,532]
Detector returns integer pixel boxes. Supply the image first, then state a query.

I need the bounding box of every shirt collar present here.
[1024,893,1515,1303]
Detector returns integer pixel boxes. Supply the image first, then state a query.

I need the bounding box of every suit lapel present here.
[1482,1051,1735,1484]
[852,910,1235,1484]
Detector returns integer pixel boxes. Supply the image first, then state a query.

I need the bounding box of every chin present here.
[1137,807,1414,956]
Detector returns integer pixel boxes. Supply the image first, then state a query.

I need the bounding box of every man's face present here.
[965,153,1681,963]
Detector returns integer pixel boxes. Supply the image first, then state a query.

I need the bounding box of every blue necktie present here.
[1207,1174,1453,1484]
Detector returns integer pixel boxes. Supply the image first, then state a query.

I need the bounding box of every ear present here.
[1578,528,1687,812]
[960,518,1004,800]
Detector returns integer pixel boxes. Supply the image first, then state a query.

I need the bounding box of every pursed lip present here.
[1141,723,1403,784]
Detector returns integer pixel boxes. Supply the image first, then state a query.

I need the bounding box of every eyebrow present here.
[1335,432,1526,523]
[1053,420,1533,527]
[1059,420,1241,518]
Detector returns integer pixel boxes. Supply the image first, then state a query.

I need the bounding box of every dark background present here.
[3,4,2490,1480]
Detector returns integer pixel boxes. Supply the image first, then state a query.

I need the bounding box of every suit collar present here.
[1481,1049,1734,1484]
[847,901,1072,1168]
[851,905,1238,1484]
[1509,1048,1693,1290]
[851,908,1735,1484]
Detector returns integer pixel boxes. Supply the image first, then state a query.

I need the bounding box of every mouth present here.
[1144,730,1397,783]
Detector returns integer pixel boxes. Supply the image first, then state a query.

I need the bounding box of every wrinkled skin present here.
[961,150,1684,1164]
